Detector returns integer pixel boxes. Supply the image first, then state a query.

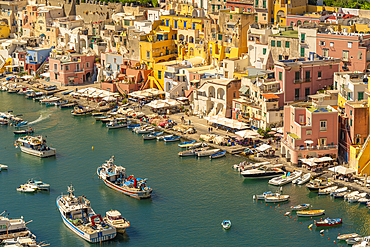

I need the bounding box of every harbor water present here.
[1,91,370,246]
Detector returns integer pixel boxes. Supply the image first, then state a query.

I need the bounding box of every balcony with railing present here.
[294,77,311,83]
[282,139,338,151]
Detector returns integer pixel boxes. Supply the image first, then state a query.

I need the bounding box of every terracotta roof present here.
[262,93,279,100]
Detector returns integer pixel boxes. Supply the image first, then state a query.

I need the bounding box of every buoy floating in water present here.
[92,146,94,150]
[253,195,256,200]
[320,230,325,234]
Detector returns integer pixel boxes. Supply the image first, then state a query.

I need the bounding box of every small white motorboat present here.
[330,187,348,196]
[197,149,220,157]
[0,164,8,171]
[16,184,37,193]
[318,186,338,195]
[268,171,302,186]
[344,191,360,201]
[221,220,231,230]
[292,173,311,185]
[103,210,130,234]
[264,194,290,203]
[359,198,370,204]
[157,135,172,141]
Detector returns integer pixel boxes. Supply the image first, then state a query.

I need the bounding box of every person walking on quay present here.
[189,120,191,125]
[208,127,210,133]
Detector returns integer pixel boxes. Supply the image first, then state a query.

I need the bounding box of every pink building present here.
[281,102,338,164]
[316,32,370,72]
[274,57,341,103]
[287,15,320,27]
[50,54,95,86]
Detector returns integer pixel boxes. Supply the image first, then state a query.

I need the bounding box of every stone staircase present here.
[166,81,186,99]
[35,58,49,77]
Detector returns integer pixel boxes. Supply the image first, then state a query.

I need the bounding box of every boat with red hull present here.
[315,218,342,227]
[97,156,152,199]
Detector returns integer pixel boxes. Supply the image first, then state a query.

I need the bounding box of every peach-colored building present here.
[316,32,370,72]
[50,53,95,86]
[281,102,338,165]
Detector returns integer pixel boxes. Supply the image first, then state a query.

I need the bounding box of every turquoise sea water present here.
[1,91,370,246]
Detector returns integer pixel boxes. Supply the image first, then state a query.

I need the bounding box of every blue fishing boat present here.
[14,121,28,127]
[210,151,226,159]
[45,102,56,106]
[178,141,196,148]
[164,136,181,142]
[127,124,140,129]
[143,131,164,140]
[61,90,73,95]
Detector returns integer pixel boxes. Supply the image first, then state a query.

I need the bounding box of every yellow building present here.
[273,0,308,25]
[0,22,10,39]
[161,14,207,60]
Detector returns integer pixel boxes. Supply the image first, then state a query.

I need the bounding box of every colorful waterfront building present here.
[227,1,254,14]
[268,28,299,62]
[334,72,368,108]
[274,55,341,103]
[316,31,370,72]
[49,53,95,86]
[281,102,339,165]
[25,47,52,75]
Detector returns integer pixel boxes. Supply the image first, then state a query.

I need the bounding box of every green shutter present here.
[271,40,275,47]
[279,72,282,80]
[277,41,281,47]
[300,47,305,57]
[301,33,305,41]
[263,48,266,55]
[285,41,290,48]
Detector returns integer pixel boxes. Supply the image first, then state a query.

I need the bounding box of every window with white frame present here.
[319,41,325,46]
[330,42,334,47]
[348,42,352,48]
[320,120,327,131]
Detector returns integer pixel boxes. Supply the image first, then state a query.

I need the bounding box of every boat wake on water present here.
[28,113,51,125]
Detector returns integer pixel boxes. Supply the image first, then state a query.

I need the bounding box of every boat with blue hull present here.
[97,156,152,199]
[210,151,226,159]
[178,141,196,148]
[164,136,181,142]
[56,185,116,243]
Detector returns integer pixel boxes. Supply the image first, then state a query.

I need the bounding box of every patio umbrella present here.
[304,140,314,144]
[274,133,283,137]
[267,131,276,135]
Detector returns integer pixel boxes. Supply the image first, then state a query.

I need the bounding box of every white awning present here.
[329,166,355,174]
[255,144,272,152]
[40,72,50,78]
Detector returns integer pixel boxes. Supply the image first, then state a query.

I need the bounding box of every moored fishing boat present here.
[164,136,181,142]
[71,106,94,116]
[334,191,349,198]
[40,96,60,104]
[318,186,338,195]
[306,179,334,191]
[241,166,284,179]
[0,211,32,241]
[60,102,76,108]
[315,218,342,227]
[103,210,130,234]
[178,141,196,148]
[56,185,116,243]
[337,233,361,240]
[106,118,129,129]
[264,194,290,203]
[14,135,56,158]
[296,210,325,217]
[13,127,34,135]
[358,198,370,204]
[178,147,209,157]
[344,191,360,201]
[157,134,172,141]
[143,131,163,140]
[54,100,69,106]
[184,142,204,149]
[96,156,152,199]
[197,148,220,157]
[127,124,140,129]
[61,90,73,95]
[210,151,226,159]
[330,187,348,196]
[95,115,111,121]
[135,127,155,134]
[290,204,310,211]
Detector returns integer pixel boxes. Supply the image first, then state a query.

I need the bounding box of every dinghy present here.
[210,151,226,159]
[221,220,231,230]
[178,141,196,148]
[290,204,310,211]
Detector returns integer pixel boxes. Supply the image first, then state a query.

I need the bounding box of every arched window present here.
[358,51,363,60]
[297,20,301,26]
